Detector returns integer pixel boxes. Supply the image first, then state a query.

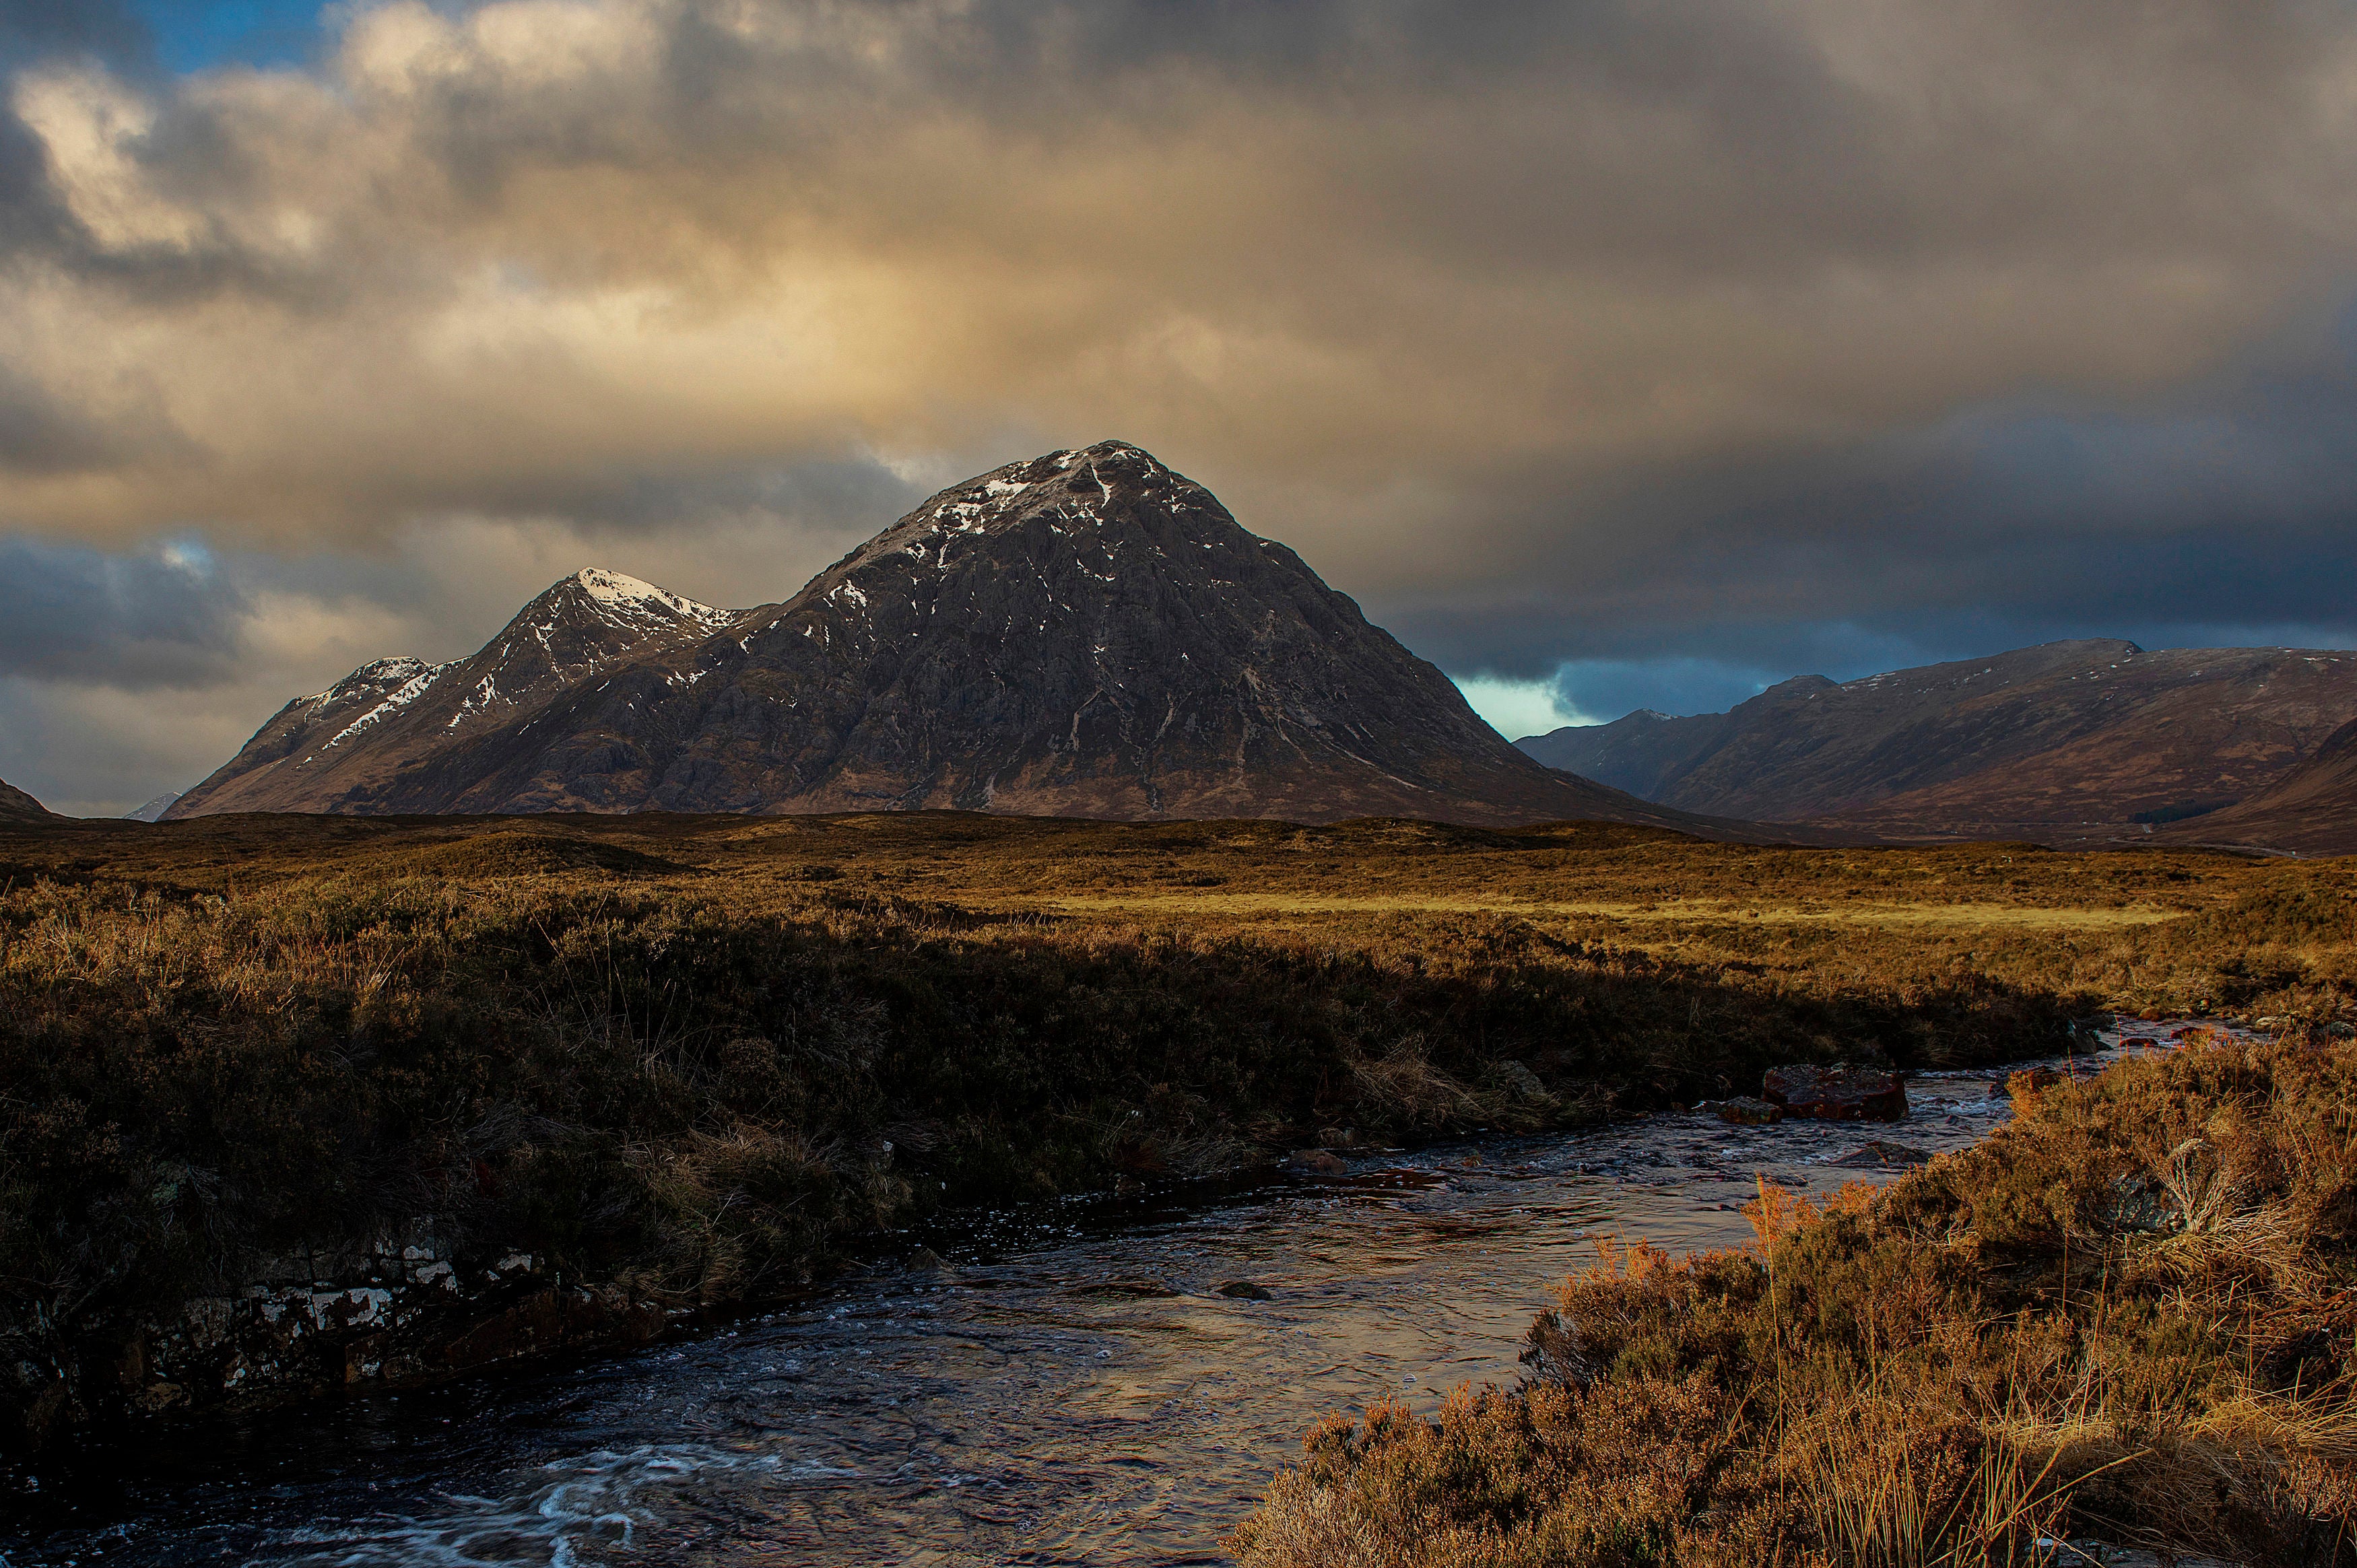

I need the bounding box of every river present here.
[0,1027,2191,1567]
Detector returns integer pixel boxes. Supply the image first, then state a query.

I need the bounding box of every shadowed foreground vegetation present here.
[1234,1035,2357,1567]
[0,811,2350,1449]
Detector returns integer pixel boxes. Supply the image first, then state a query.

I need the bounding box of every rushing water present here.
[1,1026,2211,1568]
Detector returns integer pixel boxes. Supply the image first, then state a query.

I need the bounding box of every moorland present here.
[1,809,2351,1468]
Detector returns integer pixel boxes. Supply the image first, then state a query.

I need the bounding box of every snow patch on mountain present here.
[328,662,452,746]
[307,656,448,707]
[124,791,182,823]
[571,568,737,629]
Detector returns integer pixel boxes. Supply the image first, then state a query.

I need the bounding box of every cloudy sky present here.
[4,0,2357,813]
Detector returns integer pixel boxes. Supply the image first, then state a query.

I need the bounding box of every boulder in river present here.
[1715,1096,1784,1126]
[1762,1064,1907,1122]
[1216,1281,1275,1300]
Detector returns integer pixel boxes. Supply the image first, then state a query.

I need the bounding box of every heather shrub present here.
[1237,1037,2357,1567]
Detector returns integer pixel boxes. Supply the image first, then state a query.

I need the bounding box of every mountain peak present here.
[526,568,737,634]
[123,790,183,823]
[786,441,1288,648]
[1519,640,2357,835]
[574,566,661,597]
[855,440,1199,559]
[170,444,1736,833]
[168,568,749,819]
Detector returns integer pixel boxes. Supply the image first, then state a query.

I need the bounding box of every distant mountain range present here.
[168,443,1741,835]
[1517,640,2357,842]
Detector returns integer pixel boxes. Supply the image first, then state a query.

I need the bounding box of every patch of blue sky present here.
[130,0,335,73]
[1453,675,1597,743]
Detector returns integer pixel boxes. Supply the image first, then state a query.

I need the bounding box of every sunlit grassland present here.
[1028,892,2183,928]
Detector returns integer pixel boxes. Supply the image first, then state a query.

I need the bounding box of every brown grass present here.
[1234,1035,2357,1567]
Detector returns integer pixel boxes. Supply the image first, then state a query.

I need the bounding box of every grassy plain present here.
[0,810,2350,1447]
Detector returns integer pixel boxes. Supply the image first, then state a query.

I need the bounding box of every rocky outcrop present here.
[1828,1140,1930,1168]
[169,443,1768,835]
[3,1227,669,1450]
[1518,641,2357,840]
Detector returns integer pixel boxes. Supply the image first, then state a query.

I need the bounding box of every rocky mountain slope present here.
[1518,641,2357,838]
[167,570,744,818]
[0,779,53,824]
[2157,716,2357,856]
[171,443,1735,833]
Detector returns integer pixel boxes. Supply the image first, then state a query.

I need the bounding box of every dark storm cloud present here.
[0,537,246,685]
[0,0,152,257]
[483,453,925,544]
[3,0,2351,545]
[0,361,133,471]
[1383,308,2357,718]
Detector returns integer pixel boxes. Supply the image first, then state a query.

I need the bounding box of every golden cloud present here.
[0,0,2352,601]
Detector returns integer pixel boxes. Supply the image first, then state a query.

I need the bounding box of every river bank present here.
[1236,1029,2357,1568]
[1,1037,2114,1567]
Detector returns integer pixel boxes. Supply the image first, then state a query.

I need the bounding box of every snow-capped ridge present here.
[123,791,182,823]
[564,568,737,629]
[856,441,1216,584]
[308,656,450,706]
[326,662,450,746]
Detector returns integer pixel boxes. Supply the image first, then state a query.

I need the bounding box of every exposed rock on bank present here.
[5,1229,668,1447]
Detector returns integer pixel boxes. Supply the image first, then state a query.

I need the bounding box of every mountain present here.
[2157,716,2357,856]
[1517,641,2357,838]
[0,778,53,824]
[170,442,1743,833]
[123,792,182,823]
[167,570,744,818]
